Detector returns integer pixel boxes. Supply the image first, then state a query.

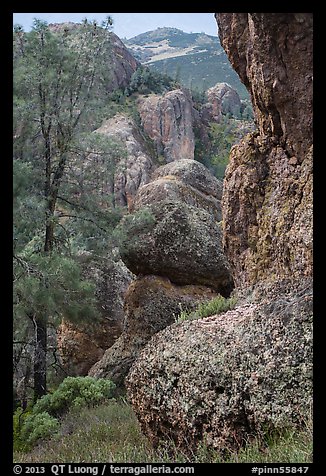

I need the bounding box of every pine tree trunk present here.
[33,316,47,402]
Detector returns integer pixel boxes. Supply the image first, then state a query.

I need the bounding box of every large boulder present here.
[130,159,223,221]
[138,89,196,162]
[126,278,313,452]
[89,275,218,385]
[119,200,233,295]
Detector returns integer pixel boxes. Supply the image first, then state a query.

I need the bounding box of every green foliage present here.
[15,377,116,451]
[195,118,241,180]
[21,412,60,448]
[125,66,177,96]
[13,408,32,452]
[177,295,237,323]
[13,253,98,325]
[32,377,116,418]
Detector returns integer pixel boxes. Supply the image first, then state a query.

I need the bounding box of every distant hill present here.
[125,27,248,99]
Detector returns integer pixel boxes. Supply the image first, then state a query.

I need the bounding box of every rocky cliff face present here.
[138,89,196,162]
[126,13,313,455]
[218,13,313,287]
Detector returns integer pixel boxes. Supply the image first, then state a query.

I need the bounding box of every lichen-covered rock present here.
[216,13,313,288]
[130,159,223,221]
[119,200,233,295]
[89,275,218,385]
[223,134,312,288]
[57,253,134,375]
[151,159,223,201]
[138,89,195,162]
[126,278,312,452]
[94,114,154,208]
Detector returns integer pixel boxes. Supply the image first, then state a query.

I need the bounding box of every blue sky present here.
[12,13,218,39]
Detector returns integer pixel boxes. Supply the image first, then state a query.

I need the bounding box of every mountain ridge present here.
[125,27,248,98]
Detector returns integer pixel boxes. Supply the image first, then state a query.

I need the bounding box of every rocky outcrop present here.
[108,33,140,91]
[138,89,195,162]
[200,82,243,124]
[209,82,242,117]
[217,13,313,288]
[131,159,223,221]
[201,82,242,123]
[126,13,313,455]
[120,159,231,292]
[89,159,232,385]
[127,278,312,452]
[119,200,232,294]
[57,252,134,375]
[94,114,154,208]
[89,275,218,386]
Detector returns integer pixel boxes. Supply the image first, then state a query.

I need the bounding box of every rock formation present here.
[89,275,218,386]
[218,13,313,288]
[126,13,313,455]
[130,158,223,220]
[93,114,154,208]
[48,24,140,92]
[138,89,196,162]
[127,278,312,452]
[57,252,134,375]
[201,82,242,123]
[89,159,232,384]
[119,160,232,293]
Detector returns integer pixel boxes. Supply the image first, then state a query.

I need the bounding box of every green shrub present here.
[16,377,116,451]
[33,376,116,417]
[20,412,60,447]
[177,295,237,323]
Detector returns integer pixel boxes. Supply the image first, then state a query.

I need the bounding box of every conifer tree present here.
[13,17,116,402]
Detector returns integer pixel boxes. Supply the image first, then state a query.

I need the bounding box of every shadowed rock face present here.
[57,253,134,376]
[126,13,313,455]
[89,275,218,386]
[217,13,313,288]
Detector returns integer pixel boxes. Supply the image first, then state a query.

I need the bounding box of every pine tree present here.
[13,17,116,402]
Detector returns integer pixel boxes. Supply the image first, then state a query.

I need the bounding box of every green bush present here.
[16,377,116,451]
[20,412,60,447]
[33,376,116,417]
[177,295,237,323]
